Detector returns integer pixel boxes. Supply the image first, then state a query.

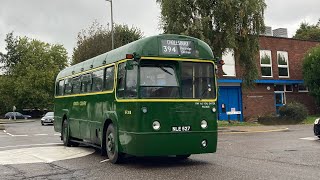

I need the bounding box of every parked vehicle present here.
[314,118,320,138]
[41,112,54,125]
[4,112,31,119]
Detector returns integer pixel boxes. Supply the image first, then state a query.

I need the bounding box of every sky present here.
[0,0,320,57]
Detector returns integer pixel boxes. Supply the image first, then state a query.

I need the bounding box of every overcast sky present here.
[0,0,320,57]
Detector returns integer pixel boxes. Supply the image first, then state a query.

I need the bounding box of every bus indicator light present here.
[126,54,134,59]
[201,140,207,148]
[141,107,148,113]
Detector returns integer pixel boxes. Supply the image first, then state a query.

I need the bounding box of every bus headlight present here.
[315,118,320,124]
[201,120,208,129]
[152,121,161,131]
[212,107,216,113]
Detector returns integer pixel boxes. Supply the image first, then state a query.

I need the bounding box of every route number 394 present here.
[163,46,176,53]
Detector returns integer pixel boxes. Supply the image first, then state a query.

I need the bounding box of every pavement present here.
[218,125,289,133]
[0,118,290,133]
[0,119,37,124]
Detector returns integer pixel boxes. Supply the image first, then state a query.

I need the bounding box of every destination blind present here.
[161,39,195,56]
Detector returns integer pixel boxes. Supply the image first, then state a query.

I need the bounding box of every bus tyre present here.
[62,120,72,147]
[106,124,122,164]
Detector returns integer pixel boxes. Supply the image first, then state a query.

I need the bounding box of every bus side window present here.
[104,66,115,91]
[72,76,81,94]
[126,65,137,98]
[64,78,72,95]
[117,63,126,98]
[81,73,92,93]
[57,80,64,96]
[92,69,104,92]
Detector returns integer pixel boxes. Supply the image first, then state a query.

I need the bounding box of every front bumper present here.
[119,131,217,156]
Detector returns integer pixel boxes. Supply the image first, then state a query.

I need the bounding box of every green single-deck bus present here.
[54,34,218,163]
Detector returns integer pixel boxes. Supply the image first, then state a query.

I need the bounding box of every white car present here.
[41,112,54,126]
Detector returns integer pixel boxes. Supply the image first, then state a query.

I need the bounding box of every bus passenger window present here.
[117,63,126,98]
[57,80,64,96]
[64,78,72,95]
[126,65,137,98]
[104,66,114,91]
[72,76,81,94]
[92,69,104,92]
[81,74,92,93]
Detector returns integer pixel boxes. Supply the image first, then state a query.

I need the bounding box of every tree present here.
[303,45,320,105]
[0,33,68,113]
[294,20,320,41]
[157,0,266,85]
[72,21,143,65]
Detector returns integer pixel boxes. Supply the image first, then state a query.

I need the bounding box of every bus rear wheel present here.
[106,124,122,164]
[62,119,79,147]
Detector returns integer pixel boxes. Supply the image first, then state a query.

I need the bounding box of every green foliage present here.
[258,102,308,125]
[0,33,68,114]
[157,0,266,86]
[303,45,320,104]
[294,20,320,41]
[72,21,143,65]
[279,102,308,122]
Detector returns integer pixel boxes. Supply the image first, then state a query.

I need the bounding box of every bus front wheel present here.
[62,120,71,147]
[106,124,122,164]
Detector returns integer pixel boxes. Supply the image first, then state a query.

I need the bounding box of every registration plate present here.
[172,126,191,132]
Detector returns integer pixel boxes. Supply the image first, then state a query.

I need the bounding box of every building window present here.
[260,50,272,77]
[274,84,284,91]
[285,84,293,92]
[298,84,308,92]
[277,51,289,78]
[222,49,236,77]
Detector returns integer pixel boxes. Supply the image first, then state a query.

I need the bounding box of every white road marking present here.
[0,146,95,165]
[0,143,63,149]
[3,130,6,133]
[34,134,48,136]
[54,133,61,136]
[299,137,319,141]
[12,135,28,137]
[6,133,13,136]
[100,159,110,163]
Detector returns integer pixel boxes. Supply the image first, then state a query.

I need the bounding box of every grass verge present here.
[218,120,261,127]
[302,115,320,124]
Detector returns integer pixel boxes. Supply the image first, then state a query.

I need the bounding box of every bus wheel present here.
[62,120,72,147]
[106,124,122,164]
[176,154,191,160]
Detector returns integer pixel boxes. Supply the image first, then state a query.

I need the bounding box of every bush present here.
[279,102,308,123]
[258,102,308,125]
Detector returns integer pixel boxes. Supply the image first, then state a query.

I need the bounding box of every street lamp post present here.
[106,0,114,50]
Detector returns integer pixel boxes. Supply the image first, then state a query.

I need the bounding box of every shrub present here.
[279,102,308,123]
[258,102,308,125]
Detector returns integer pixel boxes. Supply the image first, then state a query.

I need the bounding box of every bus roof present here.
[56,34,214,80]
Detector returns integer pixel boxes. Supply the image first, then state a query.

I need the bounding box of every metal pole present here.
[106,0,114,50]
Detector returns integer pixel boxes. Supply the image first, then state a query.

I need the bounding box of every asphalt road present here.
[0,120,320,180]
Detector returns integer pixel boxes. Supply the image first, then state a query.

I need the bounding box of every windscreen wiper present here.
[158,66,173,75]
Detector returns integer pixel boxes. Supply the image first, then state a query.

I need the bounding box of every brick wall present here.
[258,36,319,80]
[242,84,275,120]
